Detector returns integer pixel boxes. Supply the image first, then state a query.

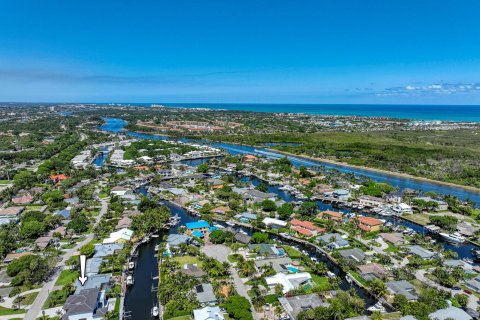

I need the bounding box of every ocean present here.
[143,103,480,122]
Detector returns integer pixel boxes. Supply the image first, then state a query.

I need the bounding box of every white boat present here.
[345,275,352,284]
[440,232,465,243]
[226,221,236,226]
[326,271,336,278]
[126,275,134,286]
[151,234,159,238]
[152,306,159,317]
[128,261,135,270]
[367,301,386,313]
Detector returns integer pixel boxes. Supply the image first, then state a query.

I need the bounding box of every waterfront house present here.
[243,189,277,204]
[354,216,384,232]
[167,234,192,247]
[86,257,103,276]
[385,191,403,203]
[93,243,124,258]
[265,272,313,294]
[332,189,350,201]
[248,244,285,258]
[317,233,349,249]
[357,263,389,281]
[186,220,211,237]
[110,186,129,197]
[62,287,108,320]
[193,306,225,320]
[386,280,418,300]
[414,196,449,211]
[262,217,288,229]
[278,294,328,320]
[73,274,111,294]
[180,264,207,278]
[404,245,436,259]
[358,195,385,207]
[236,212,258,222]
[392,203,413,215]
[116,216,132,230]
[338,248,366,263]
[290,219,325,237]
[254,257,294,273]
[102,228,133,244]
[318,210,343,222]
[244,154,258,162]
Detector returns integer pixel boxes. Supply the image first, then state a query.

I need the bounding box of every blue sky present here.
[1,0,480,104]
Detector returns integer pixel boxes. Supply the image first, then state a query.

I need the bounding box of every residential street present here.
[24,198,109,320]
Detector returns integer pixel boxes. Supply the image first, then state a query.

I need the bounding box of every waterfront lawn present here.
[0,306,25,316]
[402,213,430,226]
[172,255,202,267]
[349,271,369,287]
[311,275,331,291]
[281,246,303,259]
[56,270,79,286]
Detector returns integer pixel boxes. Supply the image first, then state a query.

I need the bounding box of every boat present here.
[367,301,386,313]
[151,234,159,238]
[345,275,352,284]
[128,261,135,270]
[226,221,236,227]
[126,275,134,286]
[155,244,160,251]
[439,232,465,244]
[462,257,474,264]
[152,306,159,318]
[472,249,480,261]
[326,271,336,278]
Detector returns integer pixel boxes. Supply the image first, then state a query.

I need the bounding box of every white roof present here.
[263,217,287,227]
[193,306,224,320]
[429,306,472,320]
[265,272,312,293]
[103,228,133,244]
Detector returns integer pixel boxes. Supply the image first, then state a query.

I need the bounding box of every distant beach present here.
[144,103,480,122]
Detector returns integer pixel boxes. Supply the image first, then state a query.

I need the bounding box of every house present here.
[429,306,472,320]
[317,233,350,249]
[186,221,211,236]
[62,287,108,320]
[86,258,103,276]
[73,274,111,294]
[243,189,277,204]
[11,195,34,205]
[338,248,365,263]
[236,212,258,222]
[386,280,418,300]
[278,294,328,320]
[0,206,24,218]
[318,210,343,222]
[167,234,192,247]
[290,219,325,237]
[332,189,350,201]
[404,245,436,259]
[248,244,285,258]
[262,217,288,229]
[48,226,67,237]
[213,206,230,215]
[195,283,217,305]
[50,174,70,184]
[193,306,225,320]
[465,274,480,292]
[55,208,71,219]
[379,233,404,246]
[358,195,385,207]
[357,263,389,281]
[392,203,413,215]
[414,196,449,211]
[110,186,129,197]
[180,264,207,278]
[225,227,251,244]
[93,243,124,258]
[354,216,384,232]
[254,257,293,273]
[102,228,133,244]
[35,236,53,250]
[385,191,403,203]
[244,154,257,162]
[116,216,132,230]
[206,178,224,189]
[265,272,313,294]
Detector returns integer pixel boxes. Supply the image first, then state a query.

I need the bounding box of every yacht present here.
[126,275,134,286]
[439,232,465,244]
[128,261,135,270]
[367,301,386,313]
[152,306,159,318]
[226,221,236,227]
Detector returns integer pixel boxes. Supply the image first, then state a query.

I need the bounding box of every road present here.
[24,198,109,320]
[229,266,260,320]
[415,269,479,310]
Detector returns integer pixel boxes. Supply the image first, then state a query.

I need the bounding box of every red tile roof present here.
[356,216,383,226]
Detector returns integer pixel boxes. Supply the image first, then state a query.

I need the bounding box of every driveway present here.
[24,198,109,320]
[201,244,231,262]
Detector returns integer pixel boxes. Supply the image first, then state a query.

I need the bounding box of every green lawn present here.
[0,180,11,185]
[281,245,303,259]
[311,275,331,291]
[172,255,202,266]
[20,292,39,306]
[55,270,79,286]
[168,316,191,320]
[43,290,69,309]
[0,306,26,316]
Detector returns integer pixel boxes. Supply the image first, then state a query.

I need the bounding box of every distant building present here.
[354,216,384,232]
[318,210,343,222]
[290,219,325,237]
[278,294,328,320]
[358,195,385,207]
